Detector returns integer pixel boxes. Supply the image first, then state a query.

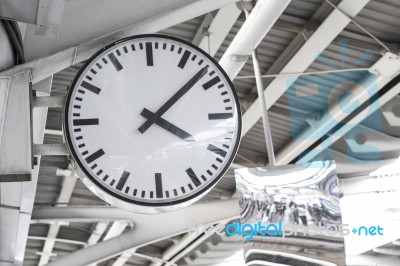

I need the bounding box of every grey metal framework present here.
[0,0,400,265]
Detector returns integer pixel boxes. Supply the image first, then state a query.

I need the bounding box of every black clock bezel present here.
[63,34,242,207]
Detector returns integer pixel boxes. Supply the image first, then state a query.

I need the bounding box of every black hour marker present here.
[73,119,99,126]
[85,149,105,164]
[110,179,115,186]
[74,128,81,132]
[133,189,137,196]
[91,164,97,170]
[78,144,85,148]
[96,63,102,69]
[86,75,92,81]
[191,55,197,61]
[221,91,228,96]
[198,59,204,65]
[73,113,80,117]
[218,84,224,89]
[186,168,201,187]
[123,46,128,53]
[155,173,163,198]
[207,170,212,176]
[166,191,170,198]
[139,43,143,50]
[82,151,88,156]
[116,171,130,191]
[223,99,230,103]
[223,144,230,149]
[209,70,215,76]
[74,105,81,109]
[202,76,221,90]
[107,53,123,71]
[75,97,82,101]
[146,42,153,66]
[141,191,145,198]
[212,164,218,170]
[207,144,227,158]
[90,69,97,75]
[163,43,166,50]
[75,136,83,140]
[178,47,182,54]
[188,184,193,190]
[170,45,175,51]
[208,113,233,120]
[173,189,178,196]
[78,90,85,94]
[150,192,154,198]
[131,44,136,51]
[116,49,121,56]
[103,175,109,181]
[81,81,101,94]
[96,170,103,175]
[201,175,207,181]
[216,158,223,163]
[178,50,191,69]
[181,187,186,193]
[125,187,130,193]
[155,42,158,49]
[225,107,232,110]
[102,58,108,64]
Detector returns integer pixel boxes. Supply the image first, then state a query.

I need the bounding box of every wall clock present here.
[64,34,241,213]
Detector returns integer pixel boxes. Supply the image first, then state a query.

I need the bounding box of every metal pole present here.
[242,7,276,167]
[251,50,276,167]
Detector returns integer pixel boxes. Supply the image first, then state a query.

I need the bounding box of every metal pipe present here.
[218,0,291,79]
[235,68,369,79]
[34,199,239,266]
[251,50,276,167]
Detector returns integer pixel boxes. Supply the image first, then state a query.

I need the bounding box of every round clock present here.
[64,34,241,213]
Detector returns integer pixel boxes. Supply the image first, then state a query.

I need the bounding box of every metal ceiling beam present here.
[0,0,65,38]
[88,221,130,266]
[0,70,32,182]
[240,0,371,137]
[37,171,78,265]
[0,80,50,265]
[0,0,239,84]
[32,199,239,266]
[197,3,241,57]
[86,222,109,247]
[149,231,202,266]
[218,0,291,79]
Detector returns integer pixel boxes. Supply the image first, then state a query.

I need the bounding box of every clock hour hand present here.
[138,65,208,134]
[140,108,194,141]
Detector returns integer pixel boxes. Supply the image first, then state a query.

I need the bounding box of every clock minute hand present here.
[138,65,208,134]
[141,108,194,141]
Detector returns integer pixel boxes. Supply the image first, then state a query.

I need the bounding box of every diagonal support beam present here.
[241,0,371,137]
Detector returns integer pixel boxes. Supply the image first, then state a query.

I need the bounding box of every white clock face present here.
[64,34,241,213]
